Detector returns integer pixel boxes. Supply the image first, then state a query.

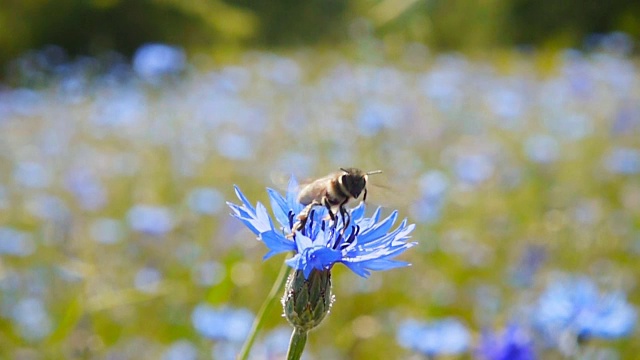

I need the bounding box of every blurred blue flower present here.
[13,161,51,188]
[216,133,254,160]
[524,135,560,164]
[191,304,253,342]
[454,154,494,185]
[228,177,416,278]
[133,43,186,82]
[89,218,125,244]
[212,342,241,360]
[486,87,525,124]
[192,261,225,287]
[510,245,546,288]
[12,297,53,341]
[533,276,637,342]
[477,324,536,360]
[91,87,146,129]
[259,326,291,356]
[411,170,449,223]
[356,102,398,137]
[1,89,44,118]
[162,340,197,360]
[187,187,224,215]
[246,326,305,359]
[134,267,162,293]
[397,318,471,357]
[0,227,35,257]
[604,147,640,174]
[127,205,175,236]
[64,168,107,210]
[24,194,69,220]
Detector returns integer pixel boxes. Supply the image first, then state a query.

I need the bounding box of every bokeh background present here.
[1,1,640,359]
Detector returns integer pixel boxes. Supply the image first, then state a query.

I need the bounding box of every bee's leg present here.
[363,188,368,203]
[339,199,350,233]
[288,201,320,238]
[321,196,336,221]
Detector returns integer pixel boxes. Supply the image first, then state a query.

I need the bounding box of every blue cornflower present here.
[477,324,536,360]
[397,318,471,357]
[227,177,416,278]
[191,304,253,342]
[533,275,637,343]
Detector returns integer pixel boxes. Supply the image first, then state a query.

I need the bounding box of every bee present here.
[289,168,382,237]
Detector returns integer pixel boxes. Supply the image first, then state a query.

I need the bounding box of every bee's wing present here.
[270,171,336,204]
[269,171,300,192]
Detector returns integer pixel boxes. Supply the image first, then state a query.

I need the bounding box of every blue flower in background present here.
[11,297,53,341]
[162,340,197,360]
[191,304,253,343]
[604,147,640,175]
[133,43,186,82]
[524,135,560,164]
[187,187,224,215]
[0,227,35,257]
[397,318,471,357]
[477,324,536,360]
[533,276,637,343]
[64,168,107,210]
[454,153,494,186]
[13,161,51,189]
[228,177,416,278]
[127,205,175,236]
[411,170,449,223]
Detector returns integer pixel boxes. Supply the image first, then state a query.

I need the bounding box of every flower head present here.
[191,304,253,342]
[397,318,471,357]
[477,323,536,360]
[533,275,637,343]
[228,177,416,278]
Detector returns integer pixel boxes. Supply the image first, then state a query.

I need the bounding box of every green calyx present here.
[282,268,333,332]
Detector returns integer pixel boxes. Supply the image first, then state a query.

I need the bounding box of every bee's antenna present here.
[340,167,349,173]
[366,170,382,175]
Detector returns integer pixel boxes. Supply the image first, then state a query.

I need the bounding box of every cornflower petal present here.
[358,210,398,240]
[260,231,296,260]
[227,186,275,235]
[350,202,366,221]
[267,188,291,230]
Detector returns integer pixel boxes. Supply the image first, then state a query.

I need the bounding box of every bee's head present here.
[339,168,381,198]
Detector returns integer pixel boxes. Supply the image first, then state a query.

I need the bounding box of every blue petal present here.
[254,202,275,232]
[228,186,276,235]
[350,202,366,222]
[355,258,411,271]
[355,207,384,232]
[285,253,304,269]
[234,186,256,213]
[307,246,342,268]
[294,233,313,253]
[260,231,296,259]
[267,188,291,230]
[343,262,371,278]
[228,203,260,235]
[358,211,398,244]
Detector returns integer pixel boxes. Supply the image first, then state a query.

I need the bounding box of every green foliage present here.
[1,0,638,69]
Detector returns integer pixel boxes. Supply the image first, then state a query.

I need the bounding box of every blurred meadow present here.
[1,1,640,359]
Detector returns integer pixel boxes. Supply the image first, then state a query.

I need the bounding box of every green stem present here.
[237,261,292,360]
[286,328,308,360]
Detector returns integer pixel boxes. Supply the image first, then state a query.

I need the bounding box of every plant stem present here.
[237,260,292,360]
[286,328,308,360]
